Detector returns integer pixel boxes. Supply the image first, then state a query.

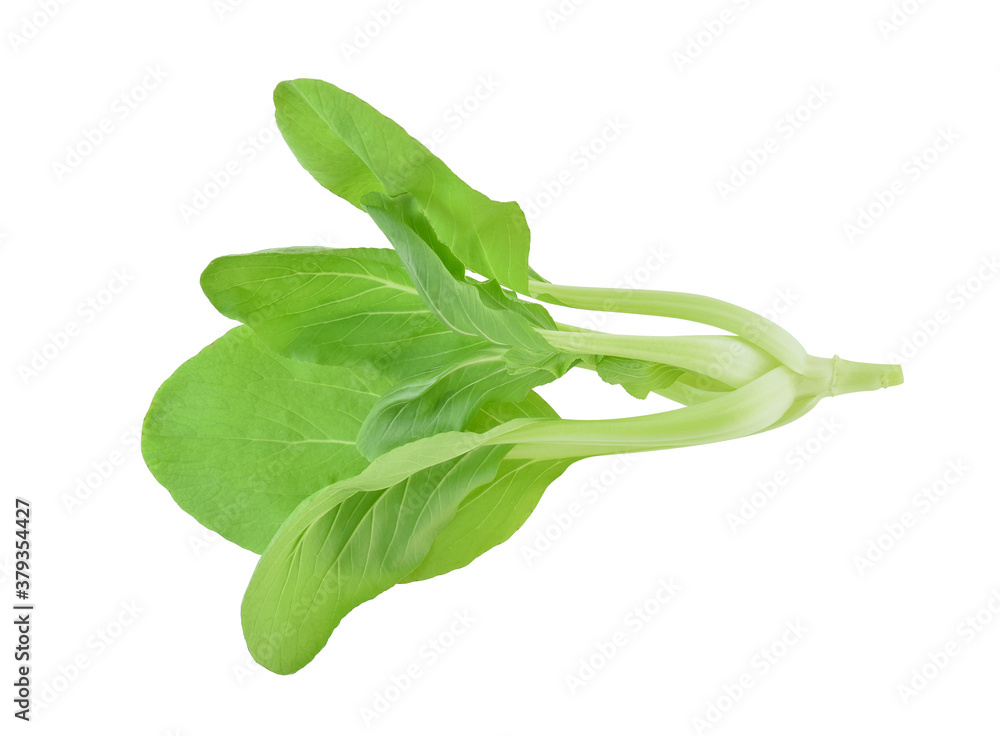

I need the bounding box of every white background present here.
[3,0,999,733]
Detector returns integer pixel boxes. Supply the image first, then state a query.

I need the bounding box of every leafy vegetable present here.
[142,78,904,675]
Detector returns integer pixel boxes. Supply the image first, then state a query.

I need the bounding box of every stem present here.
[530,280,809,373]
[829,356,904,395]
[497,367,799,461]
[800,355,904,397]
[752,356,902,433]
[540,330,779,390]
[495,356,901,461]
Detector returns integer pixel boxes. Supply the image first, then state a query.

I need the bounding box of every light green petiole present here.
[497,367,801,461]
[529,280,809,373]
[513,281,900,461]
[539,329,780,390]
[538,287,902,421]
[491,347,902,461]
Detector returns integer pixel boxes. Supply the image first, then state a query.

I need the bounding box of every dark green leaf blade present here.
[241,440,510,674]
[403,394,572,582]
[141,325,391,553]
[200,247,482,382]
[361,192,561,360]
[356,345,565,460]
[274,79,531,290]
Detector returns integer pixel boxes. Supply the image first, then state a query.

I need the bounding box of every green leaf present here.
[274,79,531,290]
[141,326,392,553]
[594,355,685,400]
[356,345,564,460]
[361,193,560,360]
[241,438,512,674]
[201,247,482,382]
[403,394,571,582]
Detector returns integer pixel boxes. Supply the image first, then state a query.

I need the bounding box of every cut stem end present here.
[829,357,904,396]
